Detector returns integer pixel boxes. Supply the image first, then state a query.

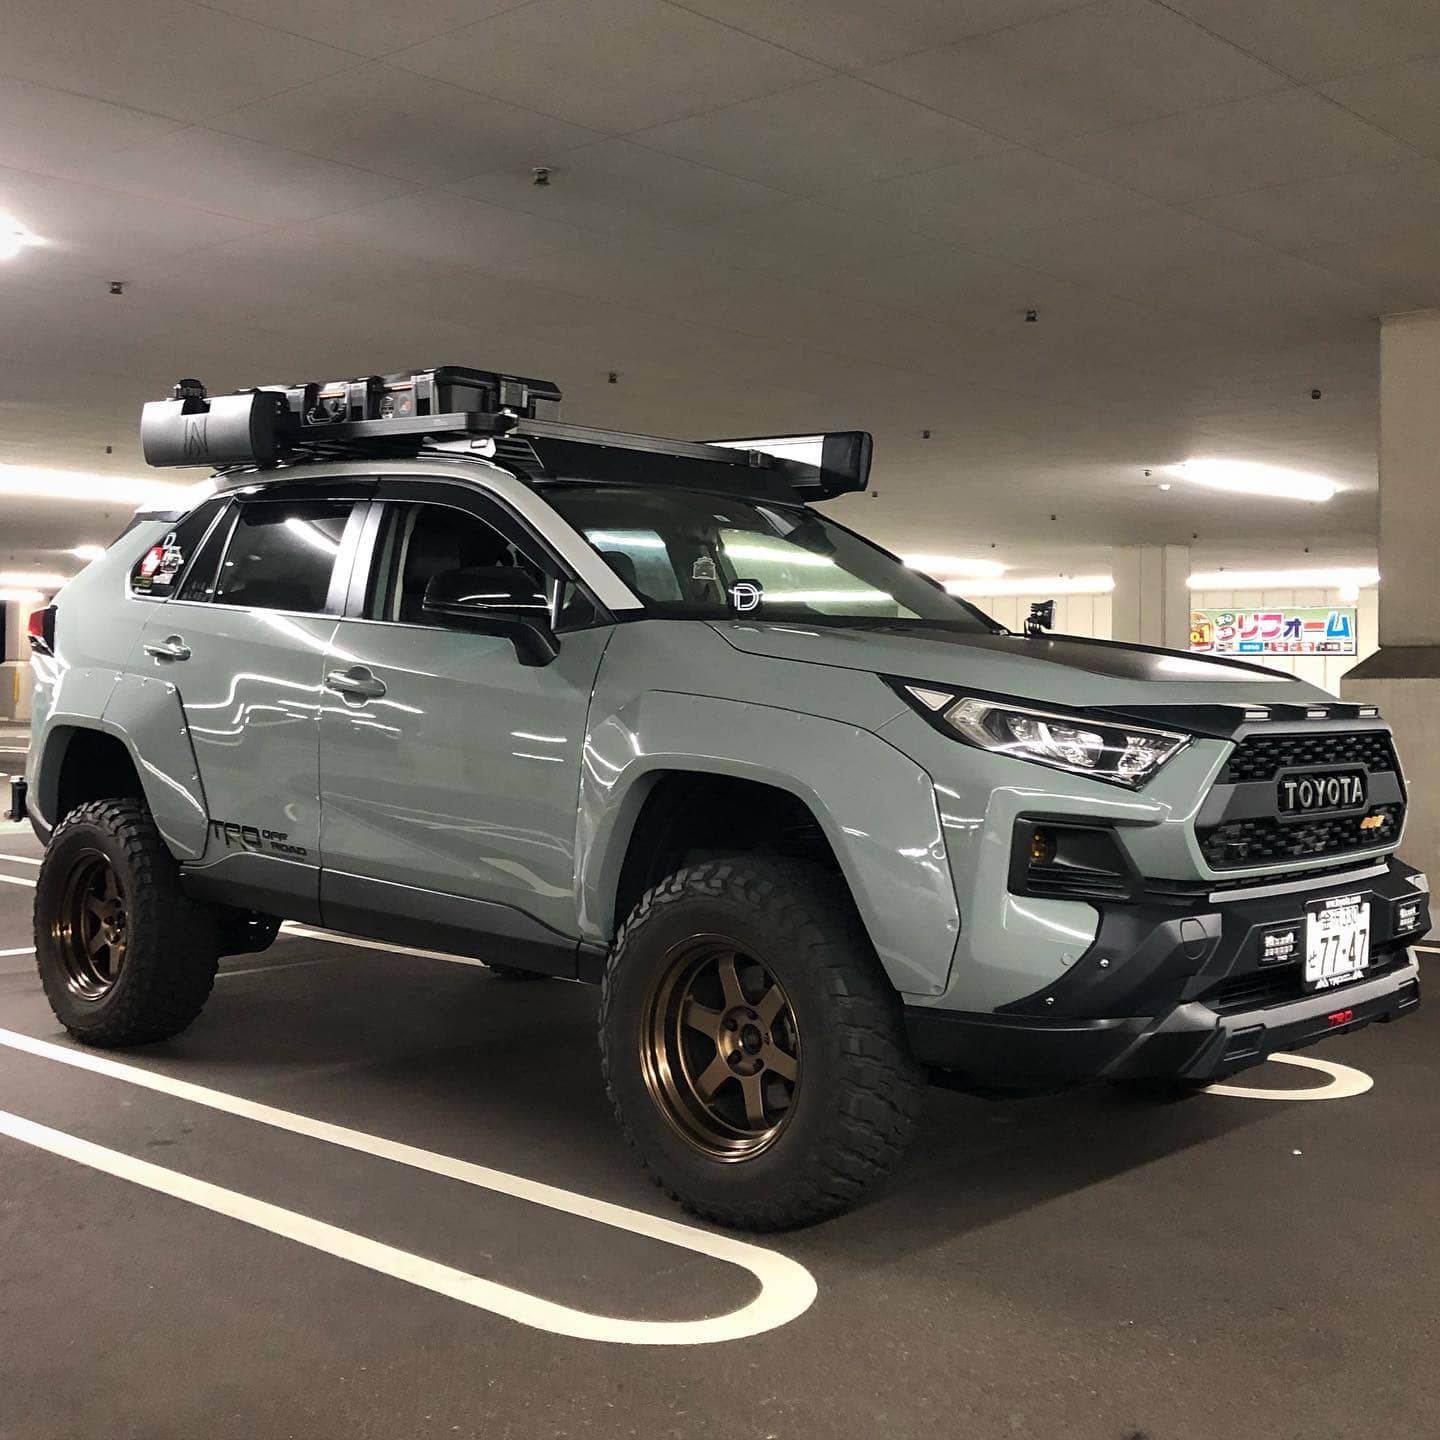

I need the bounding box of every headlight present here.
[900,689,1189,789]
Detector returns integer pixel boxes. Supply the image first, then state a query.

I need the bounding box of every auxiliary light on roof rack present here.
[139,364,872,501]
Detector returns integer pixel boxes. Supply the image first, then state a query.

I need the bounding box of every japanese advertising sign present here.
[1190,607,1358,657]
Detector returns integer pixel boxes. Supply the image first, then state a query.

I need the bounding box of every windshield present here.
[542,484,1000,632]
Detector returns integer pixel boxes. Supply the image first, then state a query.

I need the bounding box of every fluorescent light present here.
[724,541,834,567]
[760,589,892,604]
[0,588,44,605]
[0,465,185,505]
[71,544,106,563]
[283,517,340,555]
[1166,458,1337,503]
[585,529,666,551]
[0,211,41,261]
[0,570,68,589]
[710,435,825,466]
[902,554,1008,579]
[948,574,1114,597]
[1188,567,1379,593]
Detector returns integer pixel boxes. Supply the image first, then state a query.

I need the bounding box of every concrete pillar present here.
[1344,309,1440,870]
[1110,545,1191,651]
[0,600,35,726]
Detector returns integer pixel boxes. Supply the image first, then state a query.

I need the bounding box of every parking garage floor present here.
[1,818,1437,1440]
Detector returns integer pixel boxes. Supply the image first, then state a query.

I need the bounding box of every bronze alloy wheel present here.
[640,934,801,1161]
[51,847,129,1001]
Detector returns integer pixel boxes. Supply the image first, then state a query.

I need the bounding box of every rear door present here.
[316,477,613,965]
[136,485,368,920]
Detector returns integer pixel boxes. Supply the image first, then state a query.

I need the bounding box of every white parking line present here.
[0,946,35,957]
[0,854,40,865]
[217,958,337,979]
[1204,1053,1374,1101]
[0,873,35,888]
[0,1027,817,1345]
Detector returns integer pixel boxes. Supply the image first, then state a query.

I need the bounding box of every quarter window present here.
[128,497,229,598]
[211,500,354,613]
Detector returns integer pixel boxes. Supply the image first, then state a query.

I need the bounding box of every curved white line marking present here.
[0,1027,816,1345]
[1204,1053,1374,1101]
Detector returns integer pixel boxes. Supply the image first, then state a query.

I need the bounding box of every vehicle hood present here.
[707,620,1334,715]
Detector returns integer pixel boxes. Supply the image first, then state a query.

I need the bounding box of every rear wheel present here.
[600,857,923,1230]
[34,799,220,1047]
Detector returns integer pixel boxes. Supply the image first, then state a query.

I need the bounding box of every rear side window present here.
[128,497,228,598]
[211,500,354,613]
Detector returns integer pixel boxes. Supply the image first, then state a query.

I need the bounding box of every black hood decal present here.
[861,624,1290,684]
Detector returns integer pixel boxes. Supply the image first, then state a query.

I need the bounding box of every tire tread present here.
[599,857,923,1230]
[35,799,219,1047]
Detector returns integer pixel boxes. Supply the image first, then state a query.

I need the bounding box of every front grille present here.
[1199,804,1403,869]
[1199,728,1406,870]
[1221,730,1398,784]
[1209,950,1409,1014]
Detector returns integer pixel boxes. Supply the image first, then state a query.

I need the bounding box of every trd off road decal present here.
[208,820,308,859]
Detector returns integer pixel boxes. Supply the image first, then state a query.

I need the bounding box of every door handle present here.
[325,666,387,701]
[143,635,191,662]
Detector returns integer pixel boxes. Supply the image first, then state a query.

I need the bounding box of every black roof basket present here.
[139,365,872,501]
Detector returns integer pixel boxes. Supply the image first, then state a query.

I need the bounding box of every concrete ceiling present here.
[2,0,1439,583]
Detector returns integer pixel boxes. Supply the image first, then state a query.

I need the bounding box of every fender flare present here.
[35,681,210,862]
[576,693,958,997]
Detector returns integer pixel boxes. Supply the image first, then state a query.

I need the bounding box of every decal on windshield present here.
[729,579,764,613]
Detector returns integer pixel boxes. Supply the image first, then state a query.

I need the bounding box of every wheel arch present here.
[576,694,958,997]
[34,703,209,862]
[609,769,849,941]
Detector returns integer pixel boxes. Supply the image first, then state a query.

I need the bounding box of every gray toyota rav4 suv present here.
[14,365,1430,1228]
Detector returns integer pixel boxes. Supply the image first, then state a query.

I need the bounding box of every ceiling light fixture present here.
[0,588,44,606]
[945,574,1114,597]
[0,465,185,505]
[71,544,106,562]
[0,570,69,590]
[1188,567,1379,599]
[0,211,41,261]
[902,554,1008,579]
[1166,458,1337,503]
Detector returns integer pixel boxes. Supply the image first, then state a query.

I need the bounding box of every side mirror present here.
[421,566,559,667]
[1024,599,1056,637]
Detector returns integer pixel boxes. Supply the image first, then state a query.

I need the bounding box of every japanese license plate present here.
[1304,894,1371,991]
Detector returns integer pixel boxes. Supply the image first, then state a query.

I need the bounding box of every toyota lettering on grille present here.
[1277,769,1368,816]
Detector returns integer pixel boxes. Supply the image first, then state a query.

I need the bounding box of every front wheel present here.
[600,858,923,1230]
[34,799,220,1047]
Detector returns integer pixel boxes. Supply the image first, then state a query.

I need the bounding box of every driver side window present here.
[366,501,546,628]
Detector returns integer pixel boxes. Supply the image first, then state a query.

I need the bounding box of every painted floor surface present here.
[0,825,1436,1440]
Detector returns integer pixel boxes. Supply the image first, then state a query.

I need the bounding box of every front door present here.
[136,490,366,919]
[317,483,612,963]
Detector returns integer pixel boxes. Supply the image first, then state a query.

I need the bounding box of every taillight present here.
[27,605,56,656]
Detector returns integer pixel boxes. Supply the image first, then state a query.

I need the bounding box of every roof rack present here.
[139,364,872,501]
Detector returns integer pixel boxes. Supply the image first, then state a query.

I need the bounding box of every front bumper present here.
[906,855,1428,1086]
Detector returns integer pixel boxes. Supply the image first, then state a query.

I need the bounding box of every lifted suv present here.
[19,365,1430,1229]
